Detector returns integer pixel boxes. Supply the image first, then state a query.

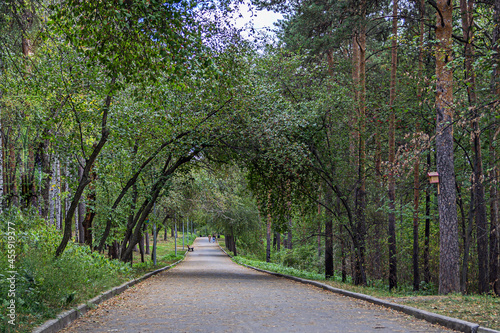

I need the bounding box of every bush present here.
[273,243,323,273]
[0,209,132,332]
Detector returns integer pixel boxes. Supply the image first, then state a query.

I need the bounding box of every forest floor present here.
[383,295,499,331]
[60,238,457,333]
[318,281,500,330]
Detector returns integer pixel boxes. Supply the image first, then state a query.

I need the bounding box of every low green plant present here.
[273,244,323,274]
[233,256,327,281]
[0,209,134,332]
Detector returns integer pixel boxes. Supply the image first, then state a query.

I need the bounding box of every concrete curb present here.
[32,254,187,333]
[219,245,496,333]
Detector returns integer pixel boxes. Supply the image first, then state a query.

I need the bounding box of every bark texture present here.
[435,0,460,294]
[388,0,398,291]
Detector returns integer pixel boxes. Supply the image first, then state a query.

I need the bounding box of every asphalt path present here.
[61,237,455,332]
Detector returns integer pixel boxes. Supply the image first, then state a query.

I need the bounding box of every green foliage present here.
[171,165,263,255]
[48,0,205,83]
[273,244,323,274]
[233,256,327,281]
[0,210,132,332]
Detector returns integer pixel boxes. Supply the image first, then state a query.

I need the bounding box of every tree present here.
[434,0,460,294]
[388,0,398,291]
[50,0,205,256]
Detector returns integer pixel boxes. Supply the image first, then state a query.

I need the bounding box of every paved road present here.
[62,238,455,332]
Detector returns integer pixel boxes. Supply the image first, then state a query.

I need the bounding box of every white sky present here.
[233,1,283,34]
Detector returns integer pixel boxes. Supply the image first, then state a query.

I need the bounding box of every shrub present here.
[0,209,132,332]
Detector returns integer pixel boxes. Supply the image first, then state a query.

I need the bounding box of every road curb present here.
[219,245,495,333]
[32,254,186,333]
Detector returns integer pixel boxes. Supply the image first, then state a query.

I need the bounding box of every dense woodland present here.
[1,1,500,323]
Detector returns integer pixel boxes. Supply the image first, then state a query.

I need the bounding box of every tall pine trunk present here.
[490,130,500,295]
[266,190,272,262]
[489,0,500,296]
[424,152,432,284]
[388,0,398,291]
[352,10,367,285]
[325,184,334,278]
[435,0,460,294]
[412,0,426,292]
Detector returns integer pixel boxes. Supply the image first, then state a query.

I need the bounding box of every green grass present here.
[233,256,325,281]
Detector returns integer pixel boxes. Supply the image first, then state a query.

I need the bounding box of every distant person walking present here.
[212,234,216,243]
[208,235,211,243]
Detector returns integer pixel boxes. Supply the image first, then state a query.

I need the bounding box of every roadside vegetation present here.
[0,209,193,333]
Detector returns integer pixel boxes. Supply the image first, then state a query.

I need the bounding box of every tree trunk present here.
[39,140,51,219]
[64,162,70,228]
[231,227,237,256]
[340,223,347,282]
[55,158,62,230]
[121,182,139,260]
[77,165,85,243]
[120,153,195,261]
[424,152,432,284]
[460,186,474,293]
[388,0,398,291]
[490,144,500,294]
[372,134,383,281]
[317,192,322,259]
[287,181,292,250]
[460,0,488,294]
[287,217,292,250]
[355,33,367,287]
[139,232,145,263]
[351,11,367,286]
[325,184,334,279]
[83,168,97,249]
[490,130,500,294]
[413,157,420,291]
[9,137,18,207]
[266,190,272,262]
[435,0,460,294]
[413,0,426,292]
[49,157,55,225]
[55,77,115,257]
[490,0,500,296]
[108,240,119,259]
[97,139,173,252]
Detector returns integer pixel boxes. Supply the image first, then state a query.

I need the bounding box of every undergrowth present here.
[0,209,191,333]
[233,256,328,281]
